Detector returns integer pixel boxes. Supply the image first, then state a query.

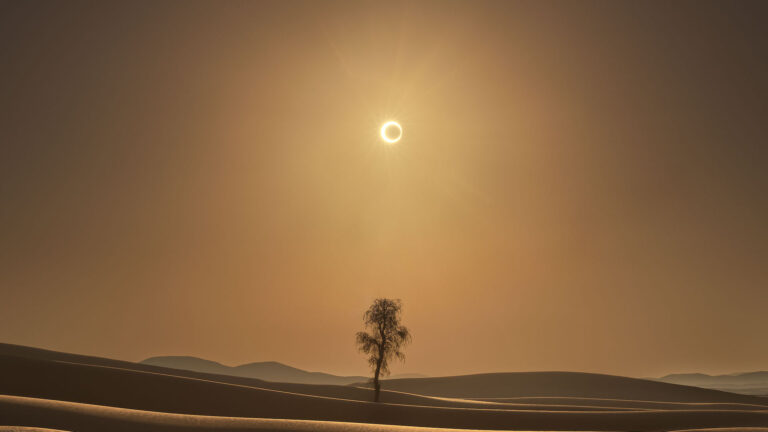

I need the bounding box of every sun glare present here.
[380,121,402,144]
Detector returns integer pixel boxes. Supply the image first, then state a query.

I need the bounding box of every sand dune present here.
[1,354,608,411]
[362,372,768,403]
[2,354,766,414]
[0,395,509,432]
[0,354,656,416]
[0,394,608,432]
[3,343,765,406]
[0,343,277,388]
[658,371,768,396]
[0,428,69,432]
[673,429,768,432]
[472,397,768,411]
[2,393,768,432]
[0,344,481,408]
[2,345,767,431]
[2,355,768,430]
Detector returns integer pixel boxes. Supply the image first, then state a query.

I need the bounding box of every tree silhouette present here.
[356,298,412,402]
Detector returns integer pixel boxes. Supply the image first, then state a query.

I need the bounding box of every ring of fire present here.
[381,121,403,143]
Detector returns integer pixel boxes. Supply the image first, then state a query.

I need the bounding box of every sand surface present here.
[356,373,768,403]
[1,394,569,432]
[0,428,70,432]
[1,344,767,431]
[673,429,768,432]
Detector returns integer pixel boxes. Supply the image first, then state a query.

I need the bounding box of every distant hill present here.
[657,371,768,396]
[140,356,230,375]
[385,372,428,379]
[141,355,420,385]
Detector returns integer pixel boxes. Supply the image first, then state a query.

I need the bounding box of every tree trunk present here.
[373,358,382,402]
[373,326,386,402]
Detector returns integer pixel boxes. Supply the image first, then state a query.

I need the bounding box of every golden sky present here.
[1,1,766,378]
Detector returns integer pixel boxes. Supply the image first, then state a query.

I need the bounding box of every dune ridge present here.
[0,395,545,432]
[2,393,768,432]
[1,344,767,431]
[471,397,768,411]
[357,372,768,403]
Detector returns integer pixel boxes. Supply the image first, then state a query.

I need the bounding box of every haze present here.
[1,1,766,379]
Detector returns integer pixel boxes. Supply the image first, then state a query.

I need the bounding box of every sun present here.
[380,121,402,143]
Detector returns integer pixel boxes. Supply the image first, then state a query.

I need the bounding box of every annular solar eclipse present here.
[380,121,402,143]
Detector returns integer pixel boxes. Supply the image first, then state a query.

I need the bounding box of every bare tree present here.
[355,298,412,402]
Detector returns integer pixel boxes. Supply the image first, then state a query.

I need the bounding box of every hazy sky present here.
[1,1,766,378]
